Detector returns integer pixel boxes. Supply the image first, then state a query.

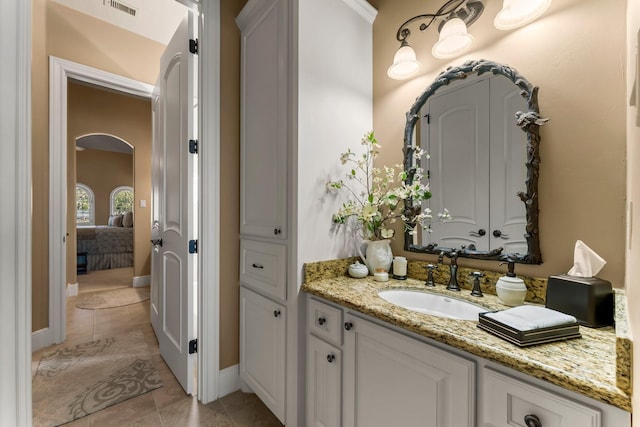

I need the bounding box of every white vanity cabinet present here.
[305,295,476,427]
[342,313,476,427]
[305,294,631,427]
[239,286,286,422]
[237,0,289,421]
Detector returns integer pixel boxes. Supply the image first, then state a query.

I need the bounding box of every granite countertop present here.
[302,258,632,412]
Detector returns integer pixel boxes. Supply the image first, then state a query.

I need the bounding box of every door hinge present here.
[189,38,198,54]
[189,139,198,154]
[189,339,197,354]
[189,239,198,254]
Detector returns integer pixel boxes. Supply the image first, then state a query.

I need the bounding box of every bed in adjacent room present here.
[77,212,134,271]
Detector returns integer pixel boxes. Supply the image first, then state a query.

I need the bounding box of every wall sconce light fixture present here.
[387,0,552,80]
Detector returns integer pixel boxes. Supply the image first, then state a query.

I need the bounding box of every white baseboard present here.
[67,282,78,297]
[219,364,242,397]
[32,328,52,352]
[133,275,151,288]
[240,381,253,394]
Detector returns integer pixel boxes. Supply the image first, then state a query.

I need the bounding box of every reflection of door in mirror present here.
[421,74,528,254]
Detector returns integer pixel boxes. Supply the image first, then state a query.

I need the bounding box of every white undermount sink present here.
[378,289,488,321]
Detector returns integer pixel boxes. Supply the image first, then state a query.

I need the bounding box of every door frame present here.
[45,1,221,404]
[46,56,155,348]
[1,0,32,424]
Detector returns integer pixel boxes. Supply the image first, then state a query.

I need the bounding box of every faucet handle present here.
[470,271,484,297]
[425,264,437,287]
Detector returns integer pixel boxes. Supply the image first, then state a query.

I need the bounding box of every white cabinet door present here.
[306,334,342,427]
[343,314,475,427]
[239,287,286,423]
[237,0,288,239]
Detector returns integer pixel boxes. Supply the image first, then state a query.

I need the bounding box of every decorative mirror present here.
[403,59,548,264]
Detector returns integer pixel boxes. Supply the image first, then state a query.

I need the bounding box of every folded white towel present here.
[484,311,537,331]
[484,306,577,331]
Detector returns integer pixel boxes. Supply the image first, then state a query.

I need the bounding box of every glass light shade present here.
[387,43,421,80]
[494,0,552,30]
[432,18,474,59]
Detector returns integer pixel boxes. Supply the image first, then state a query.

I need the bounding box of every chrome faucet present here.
[438,250,461,292]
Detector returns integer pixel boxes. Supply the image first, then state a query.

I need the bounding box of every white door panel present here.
[424,79,490,250]
[151,11,197,395]
[490,75,528,254]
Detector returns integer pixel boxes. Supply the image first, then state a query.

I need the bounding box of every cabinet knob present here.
[326,354,335,363]
[524,414,542,427]
[317,317,326,325]
[274,228,282,235]
[344,322,353,331]
[273,309,281,318]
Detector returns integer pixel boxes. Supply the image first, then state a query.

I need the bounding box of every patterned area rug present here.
[32,330,163,426]
[76,286,150,309]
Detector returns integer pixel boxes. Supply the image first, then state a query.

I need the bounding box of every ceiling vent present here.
[104,0,137,17]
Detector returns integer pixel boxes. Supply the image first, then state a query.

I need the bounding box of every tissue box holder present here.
[545,274,613,328]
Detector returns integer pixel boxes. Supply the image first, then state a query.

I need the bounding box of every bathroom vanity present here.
[302,260,631,427]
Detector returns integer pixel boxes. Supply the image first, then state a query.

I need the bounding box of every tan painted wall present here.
[369,0,627,287]
[65,83,151,286]
[219,0,247,370]
[76,150,134,225]
[625,0,640,420]
[31,0,165,331]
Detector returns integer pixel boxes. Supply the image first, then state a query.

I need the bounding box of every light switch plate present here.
[139,199,147,208]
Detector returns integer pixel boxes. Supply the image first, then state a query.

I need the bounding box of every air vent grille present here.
[105,0,137,17]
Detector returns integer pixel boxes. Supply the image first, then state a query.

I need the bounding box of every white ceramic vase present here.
[359,239,393,275]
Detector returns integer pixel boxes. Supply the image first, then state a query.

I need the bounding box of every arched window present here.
[110,186,134,215]
[76,183,95,225]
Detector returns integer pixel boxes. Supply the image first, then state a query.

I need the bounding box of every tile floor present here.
[32,268,284,427]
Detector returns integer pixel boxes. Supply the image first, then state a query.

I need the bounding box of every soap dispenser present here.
[495,260,528,306]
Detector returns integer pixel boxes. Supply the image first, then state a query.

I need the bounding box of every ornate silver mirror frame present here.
[403,59,548,264]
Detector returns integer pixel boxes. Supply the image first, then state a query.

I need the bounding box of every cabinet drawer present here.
[307,297,343,347]
[482,367,601,427]
[240,239,286,301]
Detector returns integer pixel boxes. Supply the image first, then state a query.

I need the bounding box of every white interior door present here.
[424,78,490,250]
[151,12,198,395]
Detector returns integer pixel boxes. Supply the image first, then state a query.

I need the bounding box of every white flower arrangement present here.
[327,131,439,241]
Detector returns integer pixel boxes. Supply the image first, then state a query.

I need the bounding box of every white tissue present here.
[567,240,606,277]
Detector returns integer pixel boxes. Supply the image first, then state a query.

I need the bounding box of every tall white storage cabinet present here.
[237,0,376,424]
